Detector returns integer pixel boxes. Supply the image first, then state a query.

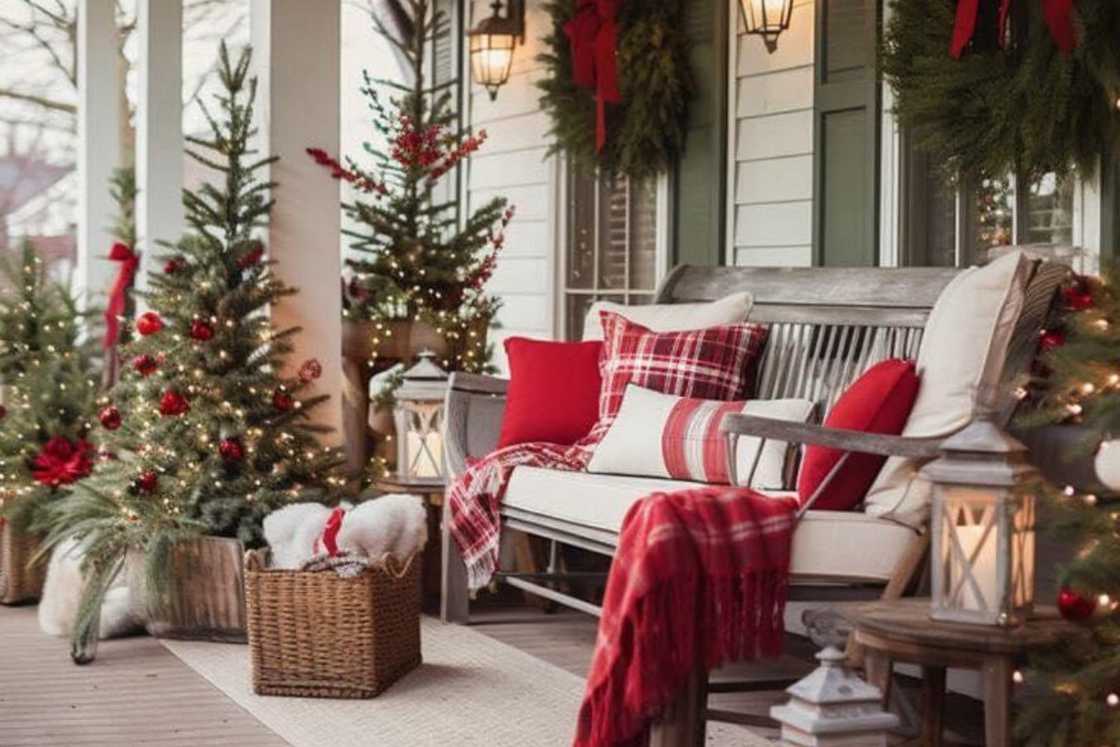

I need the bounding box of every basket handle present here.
[245,548,266,572]
[378,551,417,580]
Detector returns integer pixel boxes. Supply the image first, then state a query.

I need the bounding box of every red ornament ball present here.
[159,390,190,417]
[299,358,322,383]
[132,354,158,377]
[189,319,215,341]
[1057,586,1097,622]
[272,390,294,412]
[136,311,164,336]
[164,256,185,274]
[98,406,122,430]
[1039,329,1066,353]
[219,437,245,463]
[135,470,159,494]
[237,242,265,269]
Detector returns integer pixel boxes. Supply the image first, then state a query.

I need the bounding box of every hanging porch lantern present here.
[468,0,525,101]
[392,353,449,485]
[739,0,794,53]
[921,418,1038,626]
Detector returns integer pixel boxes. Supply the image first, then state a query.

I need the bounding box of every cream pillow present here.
[581,291,753,342]
[864,251,1033,526]
[587,384,814,490]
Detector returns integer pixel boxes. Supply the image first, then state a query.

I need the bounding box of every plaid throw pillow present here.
[594,312,769,438]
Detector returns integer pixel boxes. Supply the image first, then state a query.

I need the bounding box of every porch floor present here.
[0,602,982,745]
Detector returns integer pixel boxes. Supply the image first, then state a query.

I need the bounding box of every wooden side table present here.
[371,477,446,611]
[851,598,1083,747]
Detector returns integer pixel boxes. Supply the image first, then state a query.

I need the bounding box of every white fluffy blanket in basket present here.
[263,494,427,570]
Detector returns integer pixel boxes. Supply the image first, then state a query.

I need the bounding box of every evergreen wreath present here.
[537,0,693,182]
[882,0,1120,184]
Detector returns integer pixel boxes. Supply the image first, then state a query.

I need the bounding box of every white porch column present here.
[76,0,122,308]
[250,0,344,441]
[135,0,183,295]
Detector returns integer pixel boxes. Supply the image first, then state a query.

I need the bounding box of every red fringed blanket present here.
[574,487,798,747]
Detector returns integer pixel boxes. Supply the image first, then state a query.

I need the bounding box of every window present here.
[561,164,664,340]
[902,136,1076,267]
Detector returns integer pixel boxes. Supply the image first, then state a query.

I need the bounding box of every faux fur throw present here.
[573,487,797,747]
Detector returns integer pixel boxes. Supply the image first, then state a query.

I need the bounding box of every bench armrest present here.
[720,414,943,460]
[443,372,509,478]
[720,414,944,519]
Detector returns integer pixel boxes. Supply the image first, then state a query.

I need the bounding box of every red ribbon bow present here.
[317,507,346,557]
[103,242,140,350]
[564,0,622,152]
[951,0,1076,59]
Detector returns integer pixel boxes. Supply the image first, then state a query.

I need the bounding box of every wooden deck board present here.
[0,605,287,747]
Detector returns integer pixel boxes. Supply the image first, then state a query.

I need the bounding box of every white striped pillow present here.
[586,384,815,488]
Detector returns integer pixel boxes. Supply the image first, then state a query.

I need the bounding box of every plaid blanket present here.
[446,439,596,591]
[574,487,797,747]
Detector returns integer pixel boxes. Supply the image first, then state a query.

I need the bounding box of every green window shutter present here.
[672,0,730,267]
[813,0,880,266]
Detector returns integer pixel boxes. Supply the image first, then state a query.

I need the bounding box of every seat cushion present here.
[502,467,919,583]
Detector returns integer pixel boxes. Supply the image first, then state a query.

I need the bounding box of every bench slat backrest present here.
[654,262,1064,418]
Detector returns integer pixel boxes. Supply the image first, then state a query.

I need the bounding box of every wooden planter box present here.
[245,549,422,698]
[127,536,247,642]
[0,521,46,605]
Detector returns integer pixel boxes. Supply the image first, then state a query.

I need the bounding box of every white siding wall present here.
[729,0,815,267]
[464,0,557,373]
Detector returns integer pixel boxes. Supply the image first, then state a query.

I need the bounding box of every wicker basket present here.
[127,536,247,642]
[0,521,46,605]
[245,549,422,698]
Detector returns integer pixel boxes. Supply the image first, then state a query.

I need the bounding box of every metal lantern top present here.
[770,646,899,745]
[395,352,449,404]
[919,418,1039,489]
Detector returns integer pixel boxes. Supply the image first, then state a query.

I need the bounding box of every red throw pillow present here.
[594,312,769,440]
[497,337,604,448]
[797,359,921,511]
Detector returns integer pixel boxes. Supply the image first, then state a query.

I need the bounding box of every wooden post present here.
[135,0,184,297]
[250,0,344,441]
[76,0,123,309]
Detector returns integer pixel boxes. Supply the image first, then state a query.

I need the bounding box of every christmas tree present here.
[0,242,100,531]
[308,0,511,375]
[45,44,344,658]
[1014,264,1120,745]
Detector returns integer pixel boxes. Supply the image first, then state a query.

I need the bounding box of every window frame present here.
[553,156,671,340]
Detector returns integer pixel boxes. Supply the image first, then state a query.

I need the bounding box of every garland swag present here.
[537,0,693,181]
[882,0,1120,183]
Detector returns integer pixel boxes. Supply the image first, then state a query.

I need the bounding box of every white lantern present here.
[921,419,1037,626]
[770,646,899,746]
[392,353,449,485]
[738,0,795,53]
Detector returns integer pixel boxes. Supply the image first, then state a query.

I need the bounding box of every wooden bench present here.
[440,258,1066,742]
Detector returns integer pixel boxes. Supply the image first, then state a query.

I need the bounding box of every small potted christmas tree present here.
[0,242,100,604]
[46,44,344,662]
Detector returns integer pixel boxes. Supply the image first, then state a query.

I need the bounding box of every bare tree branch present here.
[0,88,76,115]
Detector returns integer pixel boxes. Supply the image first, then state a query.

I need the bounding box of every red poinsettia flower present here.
[31,436,95,488]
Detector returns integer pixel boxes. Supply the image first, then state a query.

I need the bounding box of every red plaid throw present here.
[447,315,770,591]
[574,487,797,747]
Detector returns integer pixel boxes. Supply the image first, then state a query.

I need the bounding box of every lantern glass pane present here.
[470,32,516,92]
[394,401,445,482]
[932,485,1035,625]
[740,0,793,35]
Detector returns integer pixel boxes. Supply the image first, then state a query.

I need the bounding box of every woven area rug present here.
[162,616,774,747]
